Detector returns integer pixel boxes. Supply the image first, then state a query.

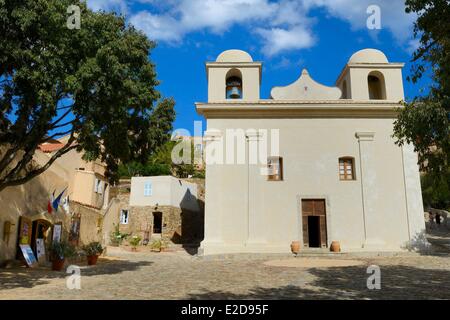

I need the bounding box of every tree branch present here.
[0,135,78,192]
[49,107,73,128]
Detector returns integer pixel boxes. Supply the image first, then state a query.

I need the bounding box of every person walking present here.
[436,212,441,226]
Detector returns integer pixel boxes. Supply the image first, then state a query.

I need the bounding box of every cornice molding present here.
[196,102,401,119]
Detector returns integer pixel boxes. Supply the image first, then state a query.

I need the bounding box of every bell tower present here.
[206,49,262,102]
[336,48,405,101]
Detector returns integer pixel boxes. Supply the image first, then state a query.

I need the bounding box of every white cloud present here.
[88,0,417,57]
[304,0,416,43]
[87,0,128,14]
[129,11,183,42]
[256,26,316,57]
[406,38,421,55]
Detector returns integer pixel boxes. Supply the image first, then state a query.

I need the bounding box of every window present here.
[368,72,386,100]
[120,210,129,224]
[94,178,103,194]
[98,181,103,195]
[267,156,283,181]
[339,157,355,180]
[94,178,99,193]
[144,181,152,196]
[226,69,243,99]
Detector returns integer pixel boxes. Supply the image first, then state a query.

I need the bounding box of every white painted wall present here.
[129,176,198,211]
[200,117,426,254]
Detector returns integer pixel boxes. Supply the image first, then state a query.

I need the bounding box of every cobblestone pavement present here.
[1,237,450,299]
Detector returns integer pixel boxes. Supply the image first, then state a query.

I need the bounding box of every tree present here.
[421,168,450,210]
[394,0,450,176]
[118,139,205,179]
[0,0,175,191]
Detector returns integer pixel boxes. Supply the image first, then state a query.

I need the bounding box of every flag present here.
[63,195,70,214]
[47,200,53,214]
[52,188,67,212]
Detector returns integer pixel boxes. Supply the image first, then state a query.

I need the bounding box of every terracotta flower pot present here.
[330,241,341,252]
[290,241,301,254]
[87,255,99,265]
[52,258,65,271]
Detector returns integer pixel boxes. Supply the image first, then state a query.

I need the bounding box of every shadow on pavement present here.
[187,264,450,300]
[0,259,153,290]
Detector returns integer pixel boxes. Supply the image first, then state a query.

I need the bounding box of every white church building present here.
[196,48,426,255]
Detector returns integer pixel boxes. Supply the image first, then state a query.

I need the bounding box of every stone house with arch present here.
[196,48,426,255]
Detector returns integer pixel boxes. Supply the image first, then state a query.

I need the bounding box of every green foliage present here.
[0,0,175,191]
[192,169,205,179]
[118,162,171,178]
[150,239,166,251]
[109,224,129,246]
[129,235,141,248]
[421,168,450,210]
[394,0,450,177]
[118,139,205,179]
[82,241,104,256]
[51,241,76,260]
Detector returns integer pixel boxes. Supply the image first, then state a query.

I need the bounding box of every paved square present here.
[1,234,450,300]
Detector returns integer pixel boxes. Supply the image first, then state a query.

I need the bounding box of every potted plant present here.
[330,241,341,252]
[129,235,141,252]
[150,239,166,253]
[50,241,76,271]
[290,241,301,255]
[82,242,104,265]
[110,224,129,247]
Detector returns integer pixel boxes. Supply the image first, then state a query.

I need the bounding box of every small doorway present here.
[153,212,162,234]
[31,220,52,258]
[307,216,321,247]
[302,199,327,248]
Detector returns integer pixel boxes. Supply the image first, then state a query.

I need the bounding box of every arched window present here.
[338,157,356,180]
[368,71,386,100]
[226,69,242,99]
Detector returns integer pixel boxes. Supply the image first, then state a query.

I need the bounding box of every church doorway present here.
[302,199,327,248]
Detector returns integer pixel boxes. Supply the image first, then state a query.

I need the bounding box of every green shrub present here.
[82,242,104,256]
[129,235,142,248]
[110,224,129,246]
[51,241,76,260]
[150,239,167,251]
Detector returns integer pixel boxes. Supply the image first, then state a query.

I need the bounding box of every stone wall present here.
[118,206,203,244]
[105,178,205,247]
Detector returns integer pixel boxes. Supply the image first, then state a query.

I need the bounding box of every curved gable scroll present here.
[270,69,342,100]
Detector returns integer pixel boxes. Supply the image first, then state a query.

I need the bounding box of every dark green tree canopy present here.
[394,0,450,175]
[0,0,175,191]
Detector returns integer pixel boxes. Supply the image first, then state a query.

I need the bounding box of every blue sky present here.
[87,0,430,134]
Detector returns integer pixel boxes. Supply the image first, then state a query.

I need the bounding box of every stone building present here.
[103,176,204,247]
[196,49,426,255]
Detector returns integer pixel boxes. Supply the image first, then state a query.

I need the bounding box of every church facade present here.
[196,49,426,255]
